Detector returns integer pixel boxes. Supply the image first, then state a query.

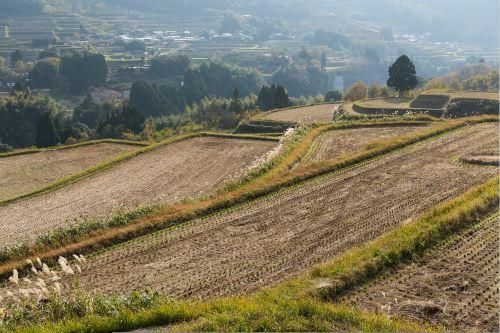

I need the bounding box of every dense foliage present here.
[257,84,290,110]
[343,81,368,102]
[60,52,108,93]
[0,0,45,14]
[308,29,351,49]
[425,64,499,91]
[131,60,262,118]
[149,55,191,78]
[130,81,186,117]
[98,105,145,138]
[0,93,60,148]
[271,62,328,97]
[28,58,60,89]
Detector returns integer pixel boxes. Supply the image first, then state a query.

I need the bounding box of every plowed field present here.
[0,137,277,248]
[344,214,499,332]
[302,126,424,164]
[0,143,139,201]
[70,123,498,299]
[261,104,339,123]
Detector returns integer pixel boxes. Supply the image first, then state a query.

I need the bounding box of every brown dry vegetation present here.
[261,104,339,123]
[0,137,277,248]
[0,143,140,201]
[66,123,498,299]
[344,214,499,332]
[301,126,425,164]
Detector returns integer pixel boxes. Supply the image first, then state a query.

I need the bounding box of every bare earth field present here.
[261,104,339,123]
[0,143,139,201]
[69,123,498,300]
[344,214,499,332]
[0,137,277,248]
[301,126,424,164]
[357,98,412,109]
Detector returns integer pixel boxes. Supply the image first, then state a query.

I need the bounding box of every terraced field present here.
[423,90,500,101]
[261,104,339,123]
[0,143,141,201]
[69,123,498,299]
[0,137,277,248]
[344,214,499,332]
[357,98,412,109]
[301,126,425,164]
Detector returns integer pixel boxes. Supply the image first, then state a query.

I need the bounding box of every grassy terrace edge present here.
[14,175,499,333]
[0,132,279,207]
[0,139,151,159]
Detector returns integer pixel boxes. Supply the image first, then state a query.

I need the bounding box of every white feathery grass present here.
[42,264,51,276]
[246,127,296,173]
[52,283,62,296]
[36,257,42,268]
[8,270,19,285]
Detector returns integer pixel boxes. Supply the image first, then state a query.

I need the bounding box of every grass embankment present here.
[12,176,499,333]
[0,132,278,208]
[0,117,496,279]
[0,139,151,159]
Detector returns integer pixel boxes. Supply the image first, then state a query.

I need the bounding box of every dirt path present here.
[0,137,277,248]
[262,104,338,123]
[70,124,498,299]
[302,126,424,164]
[0,143,139,201]
[344,214,499,332]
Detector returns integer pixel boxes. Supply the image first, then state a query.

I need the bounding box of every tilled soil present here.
[0,137,277,248]
[0,143,139,201]
[344,214,499,332]
[70,123,498,300]
[302,126,424,164]
[262,104,339,123]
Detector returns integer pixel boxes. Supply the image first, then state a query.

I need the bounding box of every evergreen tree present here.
[60,52,108,93]
[182,68,208,105]
[11,81,31,96]
[121,105,145,133]
[320,51,327,69]
[29,58,60,89]
[325,90,343,102]
[273,86,289,109]
[36,112,60,148]
[10,50,23,66]
[229,88,242,113]
[298,47,312,62]
[257,85,272,110]
[387,55,418,98]
[73,94,103,128]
